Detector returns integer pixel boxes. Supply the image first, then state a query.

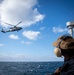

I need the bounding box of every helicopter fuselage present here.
[1,27,22,33]
[10,27,22,31]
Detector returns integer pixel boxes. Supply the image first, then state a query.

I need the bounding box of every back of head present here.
[53,35,74,57]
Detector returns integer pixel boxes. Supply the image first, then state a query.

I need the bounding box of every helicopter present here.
[1,21,22,33]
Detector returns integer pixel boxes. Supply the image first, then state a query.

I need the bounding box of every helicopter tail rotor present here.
[1,28,6,33]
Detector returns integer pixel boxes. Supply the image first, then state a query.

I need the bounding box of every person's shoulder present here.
[69,57,74,65]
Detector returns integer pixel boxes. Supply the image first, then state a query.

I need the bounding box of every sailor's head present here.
[53,35,74,57]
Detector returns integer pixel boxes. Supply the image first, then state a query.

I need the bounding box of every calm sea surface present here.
[0,62,63,75]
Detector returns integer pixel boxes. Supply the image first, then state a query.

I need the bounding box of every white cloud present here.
[0,0,44,28]
[25,42,32,45]
[21,41,32,45]
[0,53,31,61]
[22,30,40,40]
[9,34,19,40]
[40,27,45,30]
[53,27,67,33]
[0,43,4,46]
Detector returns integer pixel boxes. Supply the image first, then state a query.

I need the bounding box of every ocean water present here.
[0,62,63,75]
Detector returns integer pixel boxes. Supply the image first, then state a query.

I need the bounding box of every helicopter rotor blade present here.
[4,22,14,26]
[16,21,22,26]
[4,21,22,27]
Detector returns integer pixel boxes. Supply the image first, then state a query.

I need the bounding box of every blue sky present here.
[0,0,74,61]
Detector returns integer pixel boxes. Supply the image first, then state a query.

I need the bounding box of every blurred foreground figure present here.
[51,35,74,75]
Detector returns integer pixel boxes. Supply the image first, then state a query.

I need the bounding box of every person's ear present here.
[54,48,62,57]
